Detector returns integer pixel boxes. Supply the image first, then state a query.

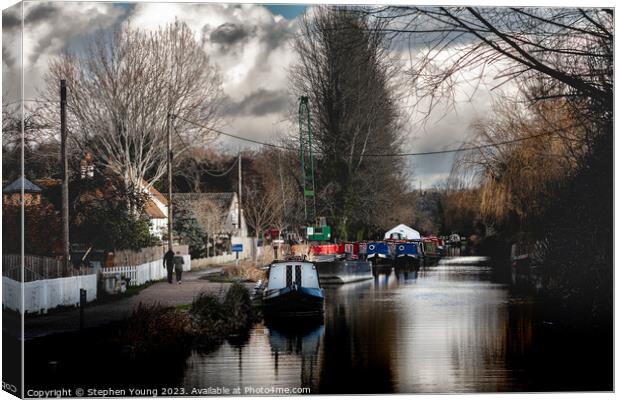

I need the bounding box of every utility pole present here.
[237,152,242,235]
[60,80,70,274]
[167,113,173,251]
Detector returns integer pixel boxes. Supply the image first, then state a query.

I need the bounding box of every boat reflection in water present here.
[265,317,325,389]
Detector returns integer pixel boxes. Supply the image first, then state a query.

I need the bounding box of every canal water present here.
[181,257,611,393]
[25,256,611,394]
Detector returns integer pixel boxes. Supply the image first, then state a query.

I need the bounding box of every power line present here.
[204,157,239,177]
[363,132,555,157]
[173,113,557,158]
[173,114,291,151]
[171,120,239,177]
[4,99,59,107]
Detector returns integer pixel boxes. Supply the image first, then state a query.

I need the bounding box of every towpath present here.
[8,267,255,339]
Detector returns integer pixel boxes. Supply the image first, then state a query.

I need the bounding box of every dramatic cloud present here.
[129,2,300,147]
[2,8,21,31]
[3,2,513,187]
[222,89,292,117]
[210,22,252,48]
[2,2,127,100]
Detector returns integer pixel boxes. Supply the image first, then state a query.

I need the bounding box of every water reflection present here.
[392,265,522,392]
[180,257,605,393]
[267,318,324,389]
[320,279,396,393]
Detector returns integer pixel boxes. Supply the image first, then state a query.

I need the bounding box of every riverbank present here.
[25,281,259,392]
[13,267,254,339]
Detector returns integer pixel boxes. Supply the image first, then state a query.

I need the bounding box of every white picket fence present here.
[192,237,258,268]
[100,255,191,286]
[3,274,97,314]
[2,254,90,282]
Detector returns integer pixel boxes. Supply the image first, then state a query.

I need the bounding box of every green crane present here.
[299,96,331,242]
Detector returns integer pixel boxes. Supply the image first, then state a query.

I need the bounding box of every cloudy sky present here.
[2,1,503,188]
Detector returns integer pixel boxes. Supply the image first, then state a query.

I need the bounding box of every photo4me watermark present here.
[24,386,312,397]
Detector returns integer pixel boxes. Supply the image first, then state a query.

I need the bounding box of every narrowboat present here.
[394,241,421,268]
[309,244,373,284]
[421,237,441,264]
[366,241,391,265]
[262,260,324,317]
[314,259,373,284]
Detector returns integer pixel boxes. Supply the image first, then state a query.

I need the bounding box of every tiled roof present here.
[145,199,166,219]
[141,179,168,206]
[2,177,42,194]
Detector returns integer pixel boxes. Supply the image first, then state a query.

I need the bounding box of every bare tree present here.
[192,197,226,257]
[41,20,223,196]
[242,181,279,241]
[365,7,612,120]
[290,6,407,240]
[2,101,59,181]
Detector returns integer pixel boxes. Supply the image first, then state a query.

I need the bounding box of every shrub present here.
[190,284,253,334]
[121,303,191,357]
[221,261,266,282]
[191,293,225,326]
[222,282,253,331]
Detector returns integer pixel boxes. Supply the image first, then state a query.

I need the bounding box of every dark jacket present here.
[164,250,175,268]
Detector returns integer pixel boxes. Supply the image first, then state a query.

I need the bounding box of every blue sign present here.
[232,244,243,252]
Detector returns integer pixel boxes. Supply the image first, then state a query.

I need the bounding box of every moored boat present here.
[366,241,391,264]
[421,237,441,263]
[394,241,421,268]
[314,259,373,284]
[310,244,373,284]
[262,260,324,317]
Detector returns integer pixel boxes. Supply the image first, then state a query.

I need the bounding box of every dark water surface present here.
[181,258,611,393]
[25,257,612,394]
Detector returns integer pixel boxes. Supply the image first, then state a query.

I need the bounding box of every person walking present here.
[174,251,185,284]
[163,249,175,284]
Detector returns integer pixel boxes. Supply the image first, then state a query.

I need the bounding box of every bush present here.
[189,283,254,345]
[191,293,226,328]
[120,303,191,357]
[222,282,253,331]
[221,261,266,282]
[70,175,158,250]
[3,202,62,256]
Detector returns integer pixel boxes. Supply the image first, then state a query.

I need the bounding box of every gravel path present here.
[19,267,255,339]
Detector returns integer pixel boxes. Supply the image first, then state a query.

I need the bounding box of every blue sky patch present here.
[265,4,307,19]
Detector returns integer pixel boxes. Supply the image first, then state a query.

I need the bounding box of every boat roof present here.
[384,224,421,240]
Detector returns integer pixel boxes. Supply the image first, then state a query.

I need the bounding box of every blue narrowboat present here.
[262,261,324,317]
[394,241,421,268]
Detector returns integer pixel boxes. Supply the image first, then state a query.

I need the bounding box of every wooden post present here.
[238,152,242,235]
[167,113,173,252]
[60,80,70,275]
[79,289,86,330]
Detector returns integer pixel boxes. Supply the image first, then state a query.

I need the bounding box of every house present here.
[140,180,169,239]
[173,192,248,241]
[2,176,43,206]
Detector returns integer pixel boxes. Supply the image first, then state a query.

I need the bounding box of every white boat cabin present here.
[267,261,321,291]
